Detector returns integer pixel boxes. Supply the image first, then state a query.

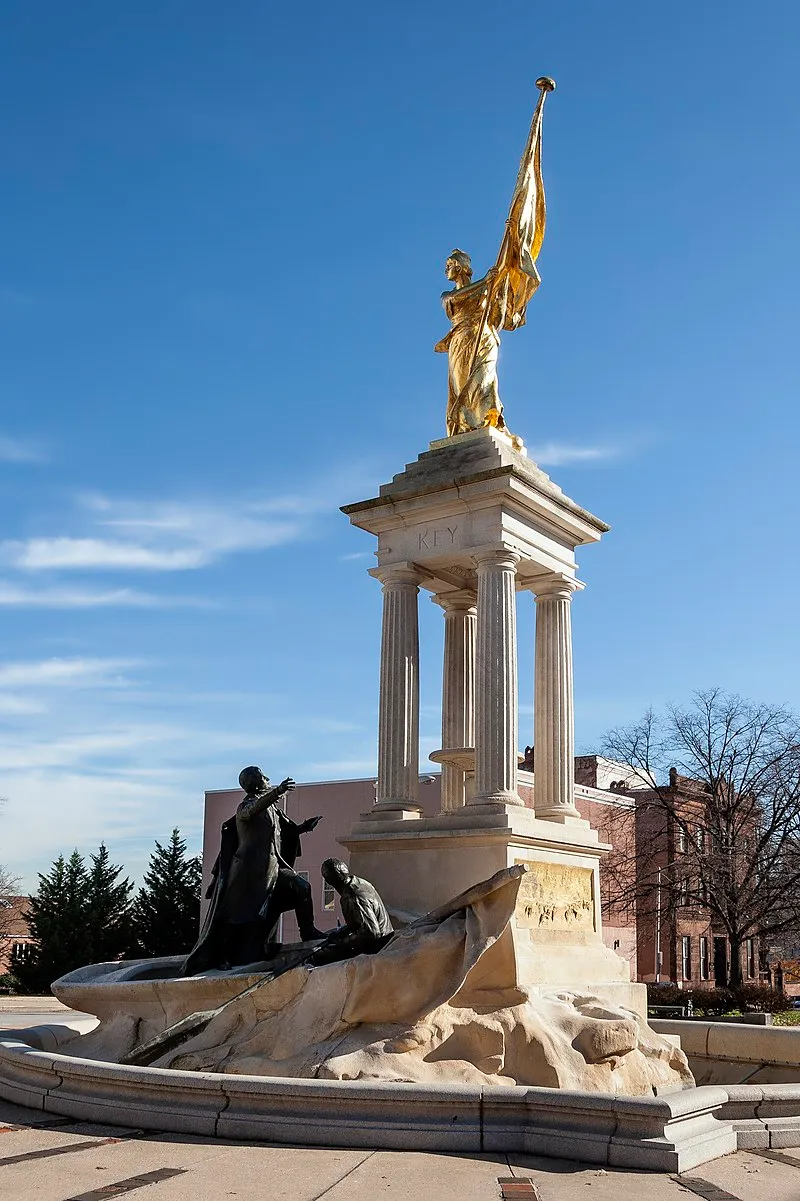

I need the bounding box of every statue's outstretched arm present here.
[237,785,282,821]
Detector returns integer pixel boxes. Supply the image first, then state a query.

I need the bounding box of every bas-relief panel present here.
[514,860,595,933]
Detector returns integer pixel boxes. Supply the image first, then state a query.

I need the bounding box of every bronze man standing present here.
[183,766,323,974]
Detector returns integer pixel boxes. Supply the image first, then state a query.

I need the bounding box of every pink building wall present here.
[201,767,636,974]
[202,775,442,937]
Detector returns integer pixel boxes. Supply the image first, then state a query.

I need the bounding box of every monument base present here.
[340,803,646,1018]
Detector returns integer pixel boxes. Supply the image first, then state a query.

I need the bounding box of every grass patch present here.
[772,1010,800,1026]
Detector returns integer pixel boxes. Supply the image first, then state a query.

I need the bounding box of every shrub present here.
[732,983,786,1014]
[688,987,734,1016]
[646,983,685,1009]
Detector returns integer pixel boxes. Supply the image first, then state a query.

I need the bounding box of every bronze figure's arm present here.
[238,776,295,821]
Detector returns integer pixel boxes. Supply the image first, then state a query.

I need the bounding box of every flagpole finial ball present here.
[535,77,556,93]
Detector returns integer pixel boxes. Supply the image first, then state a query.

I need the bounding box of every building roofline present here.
[205,772,442,795]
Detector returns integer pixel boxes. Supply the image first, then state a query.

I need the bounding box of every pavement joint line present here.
[748,1148,800,1168]
[309,1149,378,1201]
[672,1176,742,1201]
[61,1167,187,1200]
[0,1136,122,1167]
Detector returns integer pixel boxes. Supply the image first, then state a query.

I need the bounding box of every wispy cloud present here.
[0,657,138,689]
[529,442,622,468]
[0,696,46,716]
[303,757,377,779]
[0,582,208,608]
[0,434,46,464]
[0,726,184,772]
[2,490,339,574]
[8,538,221,571]
[339,551,373,562]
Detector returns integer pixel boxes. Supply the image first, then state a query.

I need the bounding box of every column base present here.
[534,805,587,826]
[363,801,423,821]
[470,789,524,808]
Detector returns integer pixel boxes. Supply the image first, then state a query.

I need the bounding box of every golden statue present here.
[435,77,555,439]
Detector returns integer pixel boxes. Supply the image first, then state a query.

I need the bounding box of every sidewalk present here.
[0,995,70,1014]
[0,1094,797,1200]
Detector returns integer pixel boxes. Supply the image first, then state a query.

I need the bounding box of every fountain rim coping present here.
[0,1033,767,1174]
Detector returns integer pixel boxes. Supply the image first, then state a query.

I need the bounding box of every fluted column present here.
[534,579,580,821]
[375,566,421,810]
[435,591,477,811]
[473,548,522,806]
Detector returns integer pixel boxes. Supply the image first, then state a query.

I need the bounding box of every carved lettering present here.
[417,525,458,551]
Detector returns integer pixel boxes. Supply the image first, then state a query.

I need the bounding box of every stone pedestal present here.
[340,804,644,1017]
[339,428,636,1010]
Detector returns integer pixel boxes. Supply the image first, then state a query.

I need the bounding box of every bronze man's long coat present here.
[182,787,303,975]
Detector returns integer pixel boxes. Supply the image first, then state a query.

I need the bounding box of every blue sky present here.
[1,1,798,888]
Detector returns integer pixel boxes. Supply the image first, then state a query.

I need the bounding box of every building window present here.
[695,826,705,853]
[678,877,690,907]
[676,825,688,854]
[700,936,709,980]
[681,936,692,981]
[746,937,756,979]
[322,881,336,912]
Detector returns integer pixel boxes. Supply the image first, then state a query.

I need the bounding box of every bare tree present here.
[0,796,21,947]
[0,865,20,944]
[602,689,800,988]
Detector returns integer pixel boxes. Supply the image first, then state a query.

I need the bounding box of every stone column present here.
[473,548,522,807]
[375,566,421,811]
[434,591,477,812]
[534,579,580,821]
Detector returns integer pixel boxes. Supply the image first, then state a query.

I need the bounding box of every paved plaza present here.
[0,1093,799,1201]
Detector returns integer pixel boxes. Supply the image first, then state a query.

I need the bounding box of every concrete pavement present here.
[1,1095,800,1201]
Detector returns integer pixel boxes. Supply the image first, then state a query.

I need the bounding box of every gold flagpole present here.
[464,77,555,381]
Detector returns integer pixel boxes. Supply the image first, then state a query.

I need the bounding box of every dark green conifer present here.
[85,844,133,964]
[129,829,201,958]
[13,850,90,993]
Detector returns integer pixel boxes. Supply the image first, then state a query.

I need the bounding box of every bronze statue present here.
[308,858,394,966]
[183,766,323,974]
[435,77,555,439]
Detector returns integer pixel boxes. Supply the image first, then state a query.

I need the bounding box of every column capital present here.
[432,589,478,614]
[472,547,521,572]
[533,576,581,603]
[372,563,420,590]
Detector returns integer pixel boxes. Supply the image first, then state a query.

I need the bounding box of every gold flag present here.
[494,77,554,332]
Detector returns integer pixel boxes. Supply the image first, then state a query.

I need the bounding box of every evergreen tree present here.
[13,850,91,993]
[129,829,201,958]
[85,844,133,964]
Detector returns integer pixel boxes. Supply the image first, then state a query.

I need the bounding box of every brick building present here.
[629,773,756,990]
[0,897,34,977]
